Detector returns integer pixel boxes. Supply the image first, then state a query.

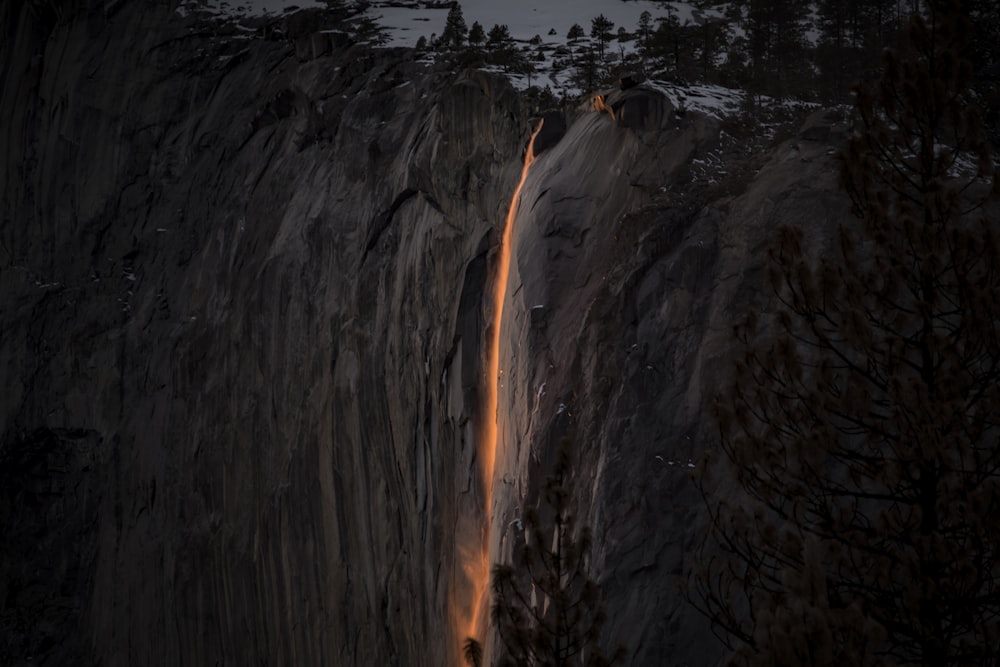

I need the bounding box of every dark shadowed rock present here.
[0,2,859,666]
[489,94,850,664]
[1,3,527,665]
[799,107,850,143]
[619,74,640,90]
[532,109,566,155]
[0,428,102,666]
[609,86,675,132]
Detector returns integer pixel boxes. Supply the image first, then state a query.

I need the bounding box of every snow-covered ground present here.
[372,1,735,96]
[177,0,726,96]
[175,0,767,109]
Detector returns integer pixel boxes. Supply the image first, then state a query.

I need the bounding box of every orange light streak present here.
[593,94,616,120]
[452,120,544,664]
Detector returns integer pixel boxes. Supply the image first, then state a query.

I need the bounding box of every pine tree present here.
[693,1,1000,663]
[965,0,1000,145]
[816,0,862,100]
[463,637,483,667]
[570,44,601,95]
[637,10,653,45]
[468,21,486,49]
[491,439,625,667]
[487,23,511,47]
[695,16,726,83]
[744,0,810,97]
[643,10,684,78]
[635,10,654,76]
[518,54,536,90]
[814,0,911,101]
[590,14,614,61]
[352,14,388,46]
[485,24,525,74]
[440,3,468,50]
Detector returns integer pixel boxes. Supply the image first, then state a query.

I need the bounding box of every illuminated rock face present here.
[492,91,851,663]
[487,87,723,663]
[0,4,851,666]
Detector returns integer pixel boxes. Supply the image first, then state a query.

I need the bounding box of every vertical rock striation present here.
[491,92,852,663]
[1,2,533,665]
[0,2,856,665]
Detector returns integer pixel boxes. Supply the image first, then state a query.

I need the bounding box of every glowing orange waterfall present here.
[452,120,544,664]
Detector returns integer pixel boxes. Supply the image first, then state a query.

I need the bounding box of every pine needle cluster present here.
[693,1,1000,664]
[489,439,625,667]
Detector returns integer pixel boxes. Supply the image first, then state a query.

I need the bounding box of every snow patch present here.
[643,80,744,120]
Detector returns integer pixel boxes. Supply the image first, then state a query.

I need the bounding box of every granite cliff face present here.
[0,2,852,665]
[491,103,851,663]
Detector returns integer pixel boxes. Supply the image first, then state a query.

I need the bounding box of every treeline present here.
[417,6,542,82]
[693,1,1000,662]
[625,0,998,107]
[421,0,998,129]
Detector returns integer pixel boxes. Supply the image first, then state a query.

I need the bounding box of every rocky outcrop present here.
[490,98,851,663]
[0,2,855,665]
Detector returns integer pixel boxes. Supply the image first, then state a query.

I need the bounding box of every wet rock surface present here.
[1,2,853,665]
[491,101,850,663]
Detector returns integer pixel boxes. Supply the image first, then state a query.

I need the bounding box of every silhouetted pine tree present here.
[815,0,907,101]
[691,15,728,83]
[570,44,601,96]
[637,11,653,46]
[965,0,1000,145]
[815,0,866,100]
[463,636,483,667]
[744,0,810,98]
[468,21,486,50]
[590,14,614,62]
[693,0,1000,663]
[643,9,684,78]
[440,3,468,50]
[491,439,625,667]
[485,24,527,74]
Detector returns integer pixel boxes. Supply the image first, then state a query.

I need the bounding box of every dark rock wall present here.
[0,2,855,665]
[492,96,852,664]
[1,3,529,665]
